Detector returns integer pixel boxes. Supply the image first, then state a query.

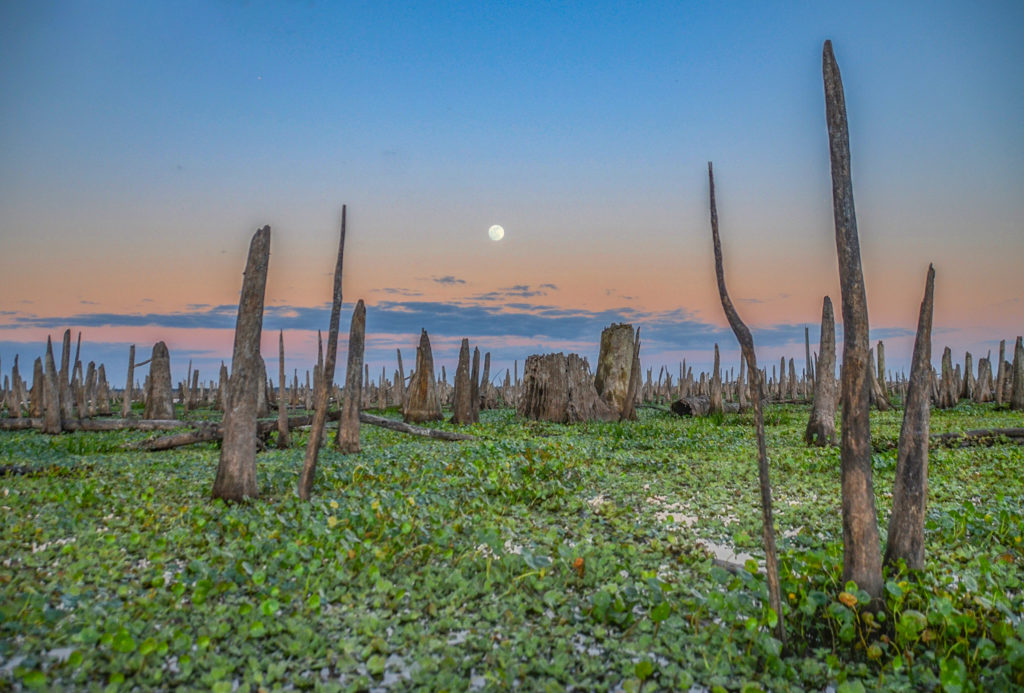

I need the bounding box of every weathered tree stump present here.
[213,225,271,502]
[404,330,443,424]
[517,353,616,423]
[937,346,957,409]
[42,337,62,434]
[884,264,935,572]
[805,296,837,446]
[96,364,111,415]
[709,344,724,415]
[143,342,174,420]
[594,323,636,416]
[276,331,290,448]
[450,339,474,424]
[336,300,366,453]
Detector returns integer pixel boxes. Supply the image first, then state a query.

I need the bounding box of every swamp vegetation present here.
[1,401,1022,691]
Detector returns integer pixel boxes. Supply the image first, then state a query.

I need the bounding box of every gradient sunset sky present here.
[2,1,1022,386]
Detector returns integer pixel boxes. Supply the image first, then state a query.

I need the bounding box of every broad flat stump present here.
[517,353,616,424]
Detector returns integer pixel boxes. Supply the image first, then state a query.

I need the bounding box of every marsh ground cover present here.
[1,403,1022,691]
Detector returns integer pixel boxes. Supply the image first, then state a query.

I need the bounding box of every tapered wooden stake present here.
[277,331,290,448]
[806,297,838,446]
[336,300,366,453]
[212,226,272,501]
[885,265,935,571]
[707,161,785,646]
[42,337,62,434]
[299,207,347,500]
[824,40,883,601]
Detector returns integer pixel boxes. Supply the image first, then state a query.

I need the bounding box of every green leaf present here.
[21,670,46,690]
[836,681,866,693]
[112,631,136,653]
[634,659,654,680]
[939,656,967,693]
[650,601,671,623]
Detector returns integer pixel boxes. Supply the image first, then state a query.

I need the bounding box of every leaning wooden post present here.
[336,299,366,453]
[276,331,291,448]
[298,207,347,500]
[707,161,785,646]
[823,40,883,602]
[212,225,272,502]
[884,264,935,571]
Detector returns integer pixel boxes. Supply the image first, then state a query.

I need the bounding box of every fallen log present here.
[931,427,1024,447]
[129,411,476,451]
[0,417,187,432]
[669,396,740,417]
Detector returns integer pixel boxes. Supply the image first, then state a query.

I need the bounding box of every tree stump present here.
[213,225,271,502]
[404,330,442,423]
[594,323,636,415]
[450,339,475,424]
[336,300,366,453]
[1011,336,1024,411]
[143,342,175,420]
[517,353,616,423]
[805,296,837,446]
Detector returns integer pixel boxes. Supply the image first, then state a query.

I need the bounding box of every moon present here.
[488,224,505,241]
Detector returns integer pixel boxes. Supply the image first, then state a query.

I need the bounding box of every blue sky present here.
[1,1,1022,386]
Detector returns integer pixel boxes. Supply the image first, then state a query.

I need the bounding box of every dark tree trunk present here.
[868,349,891,411]
[42,337,62,435]
[58,329,74,421]
[806,296,838,446]
[470,347,481,422]
[396,349,406,409]
[1011,336,1024,411]
[479,352,492,410]
[885,264,935,572]
[737,353,748,411]
[96,364,111,415]
[619,329,642,421]
[213,225,271,502]
[995,340,1007,404]
[404,330,443,423]
[706,161,785,645]
[143,342,175,420]
[670,395,740,417]
[974,357,993,403]
[30,357,43,418]
[517,353,616,423]
[937,347,956,409]
[122,345,135,418]
[336,300,366,453]
[277,331,290,448]
[451,339,473,424]
[877,340,890,403]
[805,326,814,396]
[709,344,724,415]
[299,210,347,500]
[823,40,883,602]
[960,352,975,402]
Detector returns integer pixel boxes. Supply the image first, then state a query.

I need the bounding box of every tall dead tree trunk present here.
[404,330,443,423]
[868,349,891,411]
[877,340,890,403]
[824,40,883,602]
[1011,336,1024,411]
[707,161,785,645]
[143,342,175,420]
[620,329,642,422]
[960,352,975,402]
[396,349,407,409]
[885,264,935,571]
[96,364,111,415]
[336,300,366,453]
[58,330,74,421]
[737,353,748,411]
[806,296,838,446]
[277,331,291,448]
[212,225,271,502]
[299,210,347,500]
[937,347,956,409]
[42,337,62,435]
[805,326,814,396]
[480,352,492,410]
[30,358,43,418]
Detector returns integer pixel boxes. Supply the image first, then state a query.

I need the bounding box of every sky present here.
[2,0,1022,388]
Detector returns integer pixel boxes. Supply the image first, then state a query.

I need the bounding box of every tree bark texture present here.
[806,296,837,446]
[42,337,62,434]
[823,41,883,601]
[277,331,290,448]
[707,161,785,645]
[709,344,724,415]
[1012,337,1024,411]
[336,300,366,453]
[670,395,740,417]
[451,339,474,424]
[213,225,271,502]
[884,264,935,572]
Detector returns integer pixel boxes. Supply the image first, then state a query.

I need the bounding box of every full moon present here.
[488,224,505,241]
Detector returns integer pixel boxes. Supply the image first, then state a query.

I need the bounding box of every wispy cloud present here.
[431,276,466,286]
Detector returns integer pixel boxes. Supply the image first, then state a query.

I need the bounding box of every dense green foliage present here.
[1,403,1022,691]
